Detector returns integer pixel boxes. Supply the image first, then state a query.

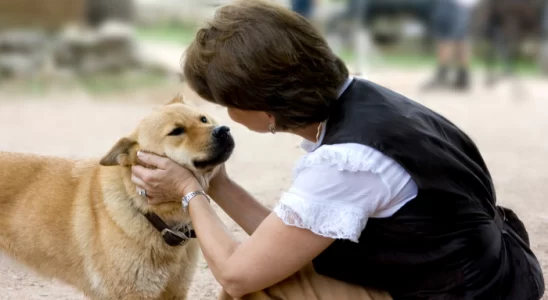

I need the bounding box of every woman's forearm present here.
[187,195,240,289]
[207,176,271,235]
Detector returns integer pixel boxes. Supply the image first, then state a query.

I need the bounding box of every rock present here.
[0,53,42,78]
[0,21,161,78]
[53,21,139,75]
[0,29,49,79]
[0,29,48,53]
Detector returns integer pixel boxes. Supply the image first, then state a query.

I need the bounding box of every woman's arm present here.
[131,150,393,298]
[207,168,271,235]
[131,152,334,298]
[185,188,335,298]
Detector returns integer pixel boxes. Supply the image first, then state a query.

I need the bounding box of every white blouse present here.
[273,78,418,243]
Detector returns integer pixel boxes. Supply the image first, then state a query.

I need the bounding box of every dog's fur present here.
[0,94,234,300]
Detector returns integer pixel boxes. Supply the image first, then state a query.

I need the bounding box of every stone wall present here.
[0,0,145,80]
[0,22,143,80]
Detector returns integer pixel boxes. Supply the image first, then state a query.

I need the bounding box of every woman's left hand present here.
[131,151,201,204]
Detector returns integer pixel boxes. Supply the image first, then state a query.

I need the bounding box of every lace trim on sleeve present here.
[274,192,367,243]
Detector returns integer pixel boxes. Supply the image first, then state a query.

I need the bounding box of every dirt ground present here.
[0,69,546,299]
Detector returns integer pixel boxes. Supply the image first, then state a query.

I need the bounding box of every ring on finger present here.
[138,188,147,198]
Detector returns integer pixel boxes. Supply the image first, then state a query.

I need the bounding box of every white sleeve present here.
[273,156,392,243]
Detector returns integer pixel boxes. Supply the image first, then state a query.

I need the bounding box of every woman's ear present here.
[263,112,276,125]
[262,112,276,132]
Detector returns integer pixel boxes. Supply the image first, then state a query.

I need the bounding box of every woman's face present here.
[227,107,272,133]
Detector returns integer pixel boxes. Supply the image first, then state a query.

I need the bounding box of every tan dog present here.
[0,94,235,300]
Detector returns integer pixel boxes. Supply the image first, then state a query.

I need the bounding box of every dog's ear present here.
[100,137,139,167]
[165,93,185,106]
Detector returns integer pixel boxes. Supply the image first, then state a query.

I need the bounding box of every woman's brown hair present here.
[183,0,349,130]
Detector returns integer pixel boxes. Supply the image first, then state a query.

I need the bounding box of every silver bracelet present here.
[181,190,210,212]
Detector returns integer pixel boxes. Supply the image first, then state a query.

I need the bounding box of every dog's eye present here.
[200,116,208,123]
[168,127,185,136]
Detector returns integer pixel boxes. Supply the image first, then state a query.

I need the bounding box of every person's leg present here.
[423,0,456,89]
[454,39,470,89]
[456,41,471,69]
[422,41,455,89]
[452,4,474,90]
[435,40,455,82]
[541,2,548,74]
[219,264,392,300]
[484,14,499,86]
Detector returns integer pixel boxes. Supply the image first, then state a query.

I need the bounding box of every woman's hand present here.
[131,151,202,204]
[207,164,230,193]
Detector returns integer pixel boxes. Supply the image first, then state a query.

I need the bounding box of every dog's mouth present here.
[193,136,235,169]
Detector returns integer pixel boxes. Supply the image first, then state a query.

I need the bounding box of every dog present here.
[0,94,235,300]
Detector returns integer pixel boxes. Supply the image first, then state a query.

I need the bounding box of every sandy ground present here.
[0,69,546,299]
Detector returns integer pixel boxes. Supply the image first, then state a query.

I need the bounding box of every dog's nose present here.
[212,126,230,139]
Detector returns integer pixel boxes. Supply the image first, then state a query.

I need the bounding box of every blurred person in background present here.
[324,0,373,76]
[291,0,316,19]
[542,0,548,43]
[540,1,548,74]
[544,0,548,40]
[481,0,544,89]
[423,0,479,91]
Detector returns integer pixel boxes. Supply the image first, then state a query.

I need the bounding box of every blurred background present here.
[0,0,547,299]
[0,0,547,93]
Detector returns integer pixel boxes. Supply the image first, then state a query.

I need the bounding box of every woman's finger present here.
[131,173,151,190]
[137,151,170,170]
[132,165,154,183]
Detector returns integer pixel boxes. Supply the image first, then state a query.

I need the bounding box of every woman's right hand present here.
[207,164,231,196]
[203,163,271,235]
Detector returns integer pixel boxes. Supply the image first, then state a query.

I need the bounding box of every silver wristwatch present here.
[181,190,210,212]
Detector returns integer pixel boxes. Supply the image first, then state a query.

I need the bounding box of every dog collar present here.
[143,212,197,247]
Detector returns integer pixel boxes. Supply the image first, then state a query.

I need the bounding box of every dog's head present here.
[99,94,235,187]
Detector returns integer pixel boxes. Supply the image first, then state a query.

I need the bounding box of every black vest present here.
[312,79,545,300]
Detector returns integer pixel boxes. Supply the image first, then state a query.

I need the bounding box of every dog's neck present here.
[112,150,213,228]
[100,165,191,238]
[126,167,187,218]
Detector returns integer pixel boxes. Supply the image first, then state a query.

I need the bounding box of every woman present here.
[131,1,545,299]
